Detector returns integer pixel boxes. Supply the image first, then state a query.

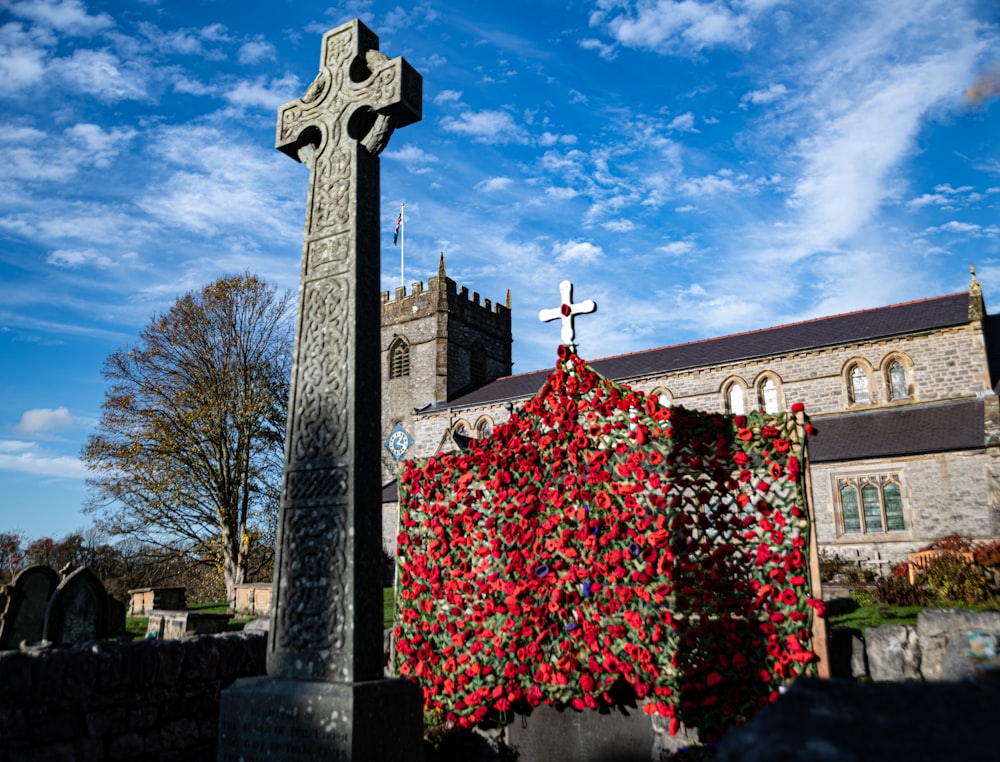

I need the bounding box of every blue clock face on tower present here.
[385,425,412,460]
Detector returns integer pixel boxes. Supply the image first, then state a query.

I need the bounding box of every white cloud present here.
[740,83,788,108]
[603,219,635,232]
[593,0,759,53]
[0,22,49,95]
[224,74,300,110]
[553,240,605,264]
[434,89,462,104]
[546,186,579,200]
[54,48,148,101]
[440,110,528,144]
[8,0,114,36]
[579,37,617,60]
[384,143,439,174]
[13,406,74,434]
[46,248,112,267]
[656,241,696,257]
[476,176,514,193]
[238,39,276,65]
[667,111,697,131]
[0,450,88,478]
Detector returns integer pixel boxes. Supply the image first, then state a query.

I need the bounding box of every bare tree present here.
[83,274,292,601]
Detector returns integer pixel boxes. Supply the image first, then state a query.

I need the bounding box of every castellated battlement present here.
[380,260,511,337]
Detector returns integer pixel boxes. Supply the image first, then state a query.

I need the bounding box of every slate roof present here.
[807,399,985,462]
[441,292,973,410]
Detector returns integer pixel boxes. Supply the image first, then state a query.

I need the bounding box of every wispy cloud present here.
[440,110,529,144]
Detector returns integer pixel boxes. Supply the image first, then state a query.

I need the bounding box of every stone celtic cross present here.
[539,280,597,352]
[270,19,421,683]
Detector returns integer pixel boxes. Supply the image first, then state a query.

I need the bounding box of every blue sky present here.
[2,0,999,540]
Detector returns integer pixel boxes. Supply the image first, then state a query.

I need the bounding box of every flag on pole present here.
[393,207,403,246]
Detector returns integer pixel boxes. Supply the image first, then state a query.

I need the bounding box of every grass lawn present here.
[827,604,923,633]
[384,587,394,629]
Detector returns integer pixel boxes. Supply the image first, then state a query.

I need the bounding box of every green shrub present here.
[871,574,930,606]
[922,555,992,605]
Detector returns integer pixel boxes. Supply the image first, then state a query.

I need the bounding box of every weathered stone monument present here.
[218,18,423,760]
[0,565,59,648]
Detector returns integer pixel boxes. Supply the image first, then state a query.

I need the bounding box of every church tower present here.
[380,255,512,481]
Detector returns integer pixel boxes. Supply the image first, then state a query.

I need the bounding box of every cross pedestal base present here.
[218,676,423,761]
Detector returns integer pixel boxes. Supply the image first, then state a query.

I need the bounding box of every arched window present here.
[848,365,870,405]
[651,387,673,408]
[724,380,747,415]
[888,360,908,401]
[389,337,410,379]
[476,416,493,439]
[754,375,782,414]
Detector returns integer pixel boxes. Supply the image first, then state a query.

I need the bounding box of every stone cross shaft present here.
[539,280,597,350]
[269,18,421,683]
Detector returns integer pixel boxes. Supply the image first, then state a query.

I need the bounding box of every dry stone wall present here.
[0,631,265,762]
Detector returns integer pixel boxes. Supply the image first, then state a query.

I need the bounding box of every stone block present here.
[153,639,185,685]
[84,707,128,737]
[62,647,98,700]
[0,650,31,701]
[940,632,981,681]
[28,709,83,742]
[161,717,200,749]
[505,704,653,762]
[851,631,869,679]
[864,624,920,681]
[73,737,105,762]
[8,742,76,762]
[916,608,1000,680]
[218,676,423,761]
[0,708,27,738]
[109,732,144,760]
[715,678,1000,762]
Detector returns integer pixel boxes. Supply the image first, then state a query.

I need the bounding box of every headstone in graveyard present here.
[42,566,109,645]
[218,18,423,760]
[0,565,60,649]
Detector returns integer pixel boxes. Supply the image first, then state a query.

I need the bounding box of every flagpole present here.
[399,202,405,290]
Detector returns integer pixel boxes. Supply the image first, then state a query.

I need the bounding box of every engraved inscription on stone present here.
[219,705,350,762]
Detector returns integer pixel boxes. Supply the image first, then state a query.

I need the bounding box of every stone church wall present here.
[0,632,265,762]
[810,449,996,565]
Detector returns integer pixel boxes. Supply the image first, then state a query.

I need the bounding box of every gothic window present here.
[847,364,871,405]
[723,380,747,415]
[888,360,909,401]
[837,474,905,535]
[470,341,487,386]
[651,387,673,408]
[389,337,410,379]
[476,416,493,439]
[757,376,781,414]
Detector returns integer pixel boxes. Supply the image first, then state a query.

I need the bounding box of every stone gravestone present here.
[42,566,110,645]
[0,565,59,649]
[218,18,423,761]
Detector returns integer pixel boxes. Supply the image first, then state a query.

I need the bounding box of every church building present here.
[380,263,1000,568]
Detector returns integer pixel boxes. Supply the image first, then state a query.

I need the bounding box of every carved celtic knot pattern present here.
[275,506,348,654]
[364,65,401,108]
[288,278,350,462]
[284,467,349,508]
[309,138,351,233]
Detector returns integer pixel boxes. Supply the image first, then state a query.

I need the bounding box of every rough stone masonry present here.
[217,18,423,761]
